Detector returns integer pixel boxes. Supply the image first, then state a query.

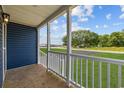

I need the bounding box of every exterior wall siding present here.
[7,22,37,69]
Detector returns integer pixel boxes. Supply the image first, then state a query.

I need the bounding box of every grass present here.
[74,47,124,52]
[40,47,66,54]
[40,47,124,88]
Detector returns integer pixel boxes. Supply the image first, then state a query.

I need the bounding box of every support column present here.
[66,7,72,86]
[2,22,7,83]
[37,28,40,64]
[4,23,7,74]
[2,23,5,82]
[47,22,50,71]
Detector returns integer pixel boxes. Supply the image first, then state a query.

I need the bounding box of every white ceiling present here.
[2,5,62,27]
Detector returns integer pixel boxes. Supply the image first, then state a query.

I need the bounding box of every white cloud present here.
[103,24,108,28]
[51,25,58,31]
[113,22,123,26]
[62,32,66,37]
[98,6,102,9]
[63,13,67,17]
[80,17,88,22]
[53,20,58,24]
[106,13,111,20]
[120,5,124,12]
[95,25,99,28]
[72,5,94,17]
[72,22,90,31]
[84,5,94,17]
[72,5,94,23]
[62,24,66,29]
[119,13,124,19]
[72,6,83,17]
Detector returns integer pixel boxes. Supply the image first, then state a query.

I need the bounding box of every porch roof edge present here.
[37,5,76,28]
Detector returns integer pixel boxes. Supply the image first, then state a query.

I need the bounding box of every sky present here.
[40,5,124,45]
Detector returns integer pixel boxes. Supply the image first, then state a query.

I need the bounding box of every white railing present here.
[48,51,67,79]
[43,51,124,88]
[70,53,124,88]
[40,51,47,67]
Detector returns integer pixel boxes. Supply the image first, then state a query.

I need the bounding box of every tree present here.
[109,31,124,47]
[62,35,67,46]
[98,34,110,47]
[62,30,99,48]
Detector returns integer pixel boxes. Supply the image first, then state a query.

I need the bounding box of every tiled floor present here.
[3,64,68,88]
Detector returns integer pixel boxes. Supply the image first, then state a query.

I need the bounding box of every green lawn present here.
[76,47,124,52]
[40,47,124,88]
[40,47,124,60]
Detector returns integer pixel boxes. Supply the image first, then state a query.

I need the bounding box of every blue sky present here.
[40,5,124,45]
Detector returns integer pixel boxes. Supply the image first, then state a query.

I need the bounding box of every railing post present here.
[107,63,110,88]
[66,7,72,87]
[47,22,50,71]
[118,64,122,88]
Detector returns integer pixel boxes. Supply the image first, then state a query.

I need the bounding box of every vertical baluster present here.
[53,53,55,71]
[118,64,122,88]
[50,53,51,68]
[64,54,66,78]
[47,53,49,68]
[98,62,102,88]
[55,54,57,72]
[52,53,54,70]
[72,56,75,81]
[54,53,56,71]
[61,54,63,76]
[86,58,88,88]
[56,54,59,73]
[58,54,60,73]
[50,53,52,69]
[59,54,61,74]
[53,53,54,70]
[62,54,64,76]
[92,59,94,88]
[60,54,62,75]
[51,53,52,69]
[80,57,83,87]
[56,54,58,73]
[107,63,110,88]
[71,56,73,80]
[76,57,78,84]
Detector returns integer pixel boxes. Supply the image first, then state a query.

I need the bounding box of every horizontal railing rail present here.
[70,53,124,65]
[40,51,124,88]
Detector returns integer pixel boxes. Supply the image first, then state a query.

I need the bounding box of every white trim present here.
[4,23,7,75]
[66,7,72,86]
[1,22,8,87]
[46,22,50,70]
[37,27,41,64]
[2,23,5,87]
[2,23,7,87]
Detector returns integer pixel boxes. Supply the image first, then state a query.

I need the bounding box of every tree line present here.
[62,30,124,48]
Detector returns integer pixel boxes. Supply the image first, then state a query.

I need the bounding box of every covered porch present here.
[0,5,76,88]
[0,5,124,88]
